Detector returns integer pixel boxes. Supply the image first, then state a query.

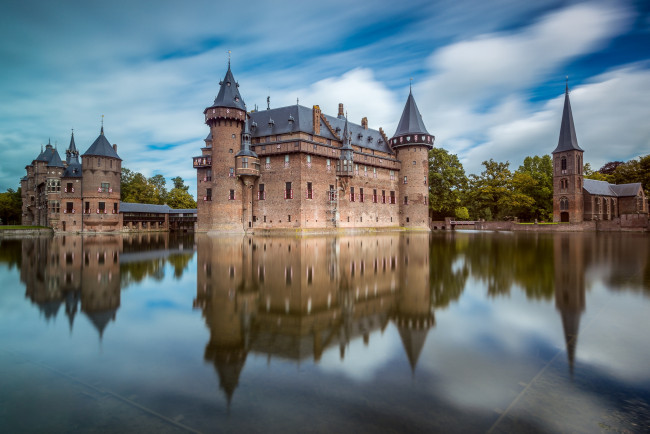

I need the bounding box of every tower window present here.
[561,157,567,174]
[560,197,569,211]
[229,189,235,200]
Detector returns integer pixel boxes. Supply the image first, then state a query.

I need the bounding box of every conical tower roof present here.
[393,89,429,137]
[397,324,430,372]
[43,142,64,168]
[235,112,258,158]
[339,116,354,161]
[208,63,246,112]
[64,131,82,177]
[553,83,583,154]
[83,127,121,160]
[66,131,79,164]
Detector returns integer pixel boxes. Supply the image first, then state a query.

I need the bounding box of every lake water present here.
[0,231,649,433]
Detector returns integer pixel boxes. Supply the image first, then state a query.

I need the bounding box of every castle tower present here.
[196,63,247,232]
[552,83,584,223]
[81,125,122,231]
[60,131,83,232]
[391,88,434,229]
[235,112,260,231]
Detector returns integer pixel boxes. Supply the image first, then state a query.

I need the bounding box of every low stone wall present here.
[473,218,648,232]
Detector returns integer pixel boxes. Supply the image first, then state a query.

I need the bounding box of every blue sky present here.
[1,0,649,196]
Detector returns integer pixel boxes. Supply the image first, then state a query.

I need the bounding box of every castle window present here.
[329,185,335,202]
[403,176,408,184]
[101,182,109,193]
[284,155,290,168]
[560,197,569,211]
[66,202,73,213]
[382,190,386,204]
[229,149,233,153]
[306,182,313,199]
[404,196,408,205]
[98,158,101,167]
[390,191,396,204]
[350,187,355,202]
[66,182,73,193]
[373,189,377,203]
[561,157,567,174]
[285,182,293,199]
[326,158,331,171]
[99,202,105,213]
[360,188,364,203]
[413,160,416,166]
[307,155,311,168]
[114,203,118,214]
[229,189,235,200]
[258,184,265,200]
[229,167,234,177]
[206,188,212,201]
[390,170,395,181]
[85,202,90,213]
[242,157,248,168]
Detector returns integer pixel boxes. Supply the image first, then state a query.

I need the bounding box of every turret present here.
[336,117,354,177]
[391,87,434,229]
[552,81,584,223]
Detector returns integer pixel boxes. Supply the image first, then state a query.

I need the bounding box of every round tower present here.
[391,89,434,229]
[81,126,122,232]
[197,63,247,232]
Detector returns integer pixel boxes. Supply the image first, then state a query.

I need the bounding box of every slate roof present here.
[553,84,583,154]
[46,147,65,168]
[611,183,642,197]
[168,208,197,214]
[235,114,258,158]
[207,64,246,111]
[393,90,429,137]
[35,146,48,162]
[83,128,121,159]
[63,162,82,178]
[120,202,172,213]
[248,105,392,154]
[582,179,642,197]
[66,131,79,164]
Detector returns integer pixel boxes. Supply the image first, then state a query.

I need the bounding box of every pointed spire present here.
[101,115,104,135]
[393,90,429,137]
[553,79,583,153]
[66,130,80,165]
[209,64,246,111]
[235,108,258,158]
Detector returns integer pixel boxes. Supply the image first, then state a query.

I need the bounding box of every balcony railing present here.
[193,156,212,168]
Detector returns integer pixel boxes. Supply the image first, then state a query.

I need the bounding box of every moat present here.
[0,232,649,433]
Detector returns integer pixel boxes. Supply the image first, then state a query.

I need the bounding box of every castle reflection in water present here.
[10,231,649,404]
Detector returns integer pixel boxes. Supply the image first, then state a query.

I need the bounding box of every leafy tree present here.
[583,163,610,181]
[167,187,197,209]
[611,154,650,193]
[513,155,553,221]
[599,161,624,175]
[148,174,168,205]
[454,207,469,220]
[0,188,22,225]
[428,148,468,219]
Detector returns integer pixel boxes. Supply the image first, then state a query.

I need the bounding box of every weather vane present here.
[228,50,231,67]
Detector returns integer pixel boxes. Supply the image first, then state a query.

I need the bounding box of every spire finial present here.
[409,77,413,93]
[228,50,231,68]
[267,95,270,110]
[297,97,299,105]
[101,115,104,135]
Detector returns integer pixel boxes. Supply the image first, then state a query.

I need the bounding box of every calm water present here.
[0,231,649,433]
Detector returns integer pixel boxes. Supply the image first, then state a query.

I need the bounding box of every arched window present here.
[561,157,567,174]
[560,197,569,211]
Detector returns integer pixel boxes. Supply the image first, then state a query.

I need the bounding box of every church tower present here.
[196,63,247,232]
[552,82,584,223]
[390,88,434,229]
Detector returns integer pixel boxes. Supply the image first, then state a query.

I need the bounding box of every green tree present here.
[583,162,610,181]
[148,174,168,205]
[167,188,197,209]
[428,148,468,219]
[611,154,650,193]
[0,188,22,225]
[513,155,553,221]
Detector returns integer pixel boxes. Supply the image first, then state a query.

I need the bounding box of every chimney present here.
[113,144,118,152]
[361,117,368,130]
[338,103,344,119]
[312,105,321,136]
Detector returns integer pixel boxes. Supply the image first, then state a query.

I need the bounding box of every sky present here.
[1,0,649,197]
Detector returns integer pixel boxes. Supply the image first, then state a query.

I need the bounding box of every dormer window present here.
[234,96,239,102]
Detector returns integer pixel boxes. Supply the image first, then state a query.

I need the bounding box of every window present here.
[85,201,90,213]
[205,170,212,182]
[288,215,291,222]
[560,197,569,211]
[403,176,408,184]
[242,157,248,168]
[373,167,377,178]
[285,182,293,199]
[66,182,73,193]
[284,154,290,168]
[229,189,235,200]
[258,184,265,200]
[413,160,416,166]
[229,148,233,153]
[66,202,73,213]
[360,188,364,203]
[390,170,395,181]
[390,191,395,204]
[350,187,355,202]
[307,155,311,168]
[307,182,313,199]
[373,189,377,203]
[229,167,234,177]
[364,166,368,177]
[561,157,567,174]
[424,176,427,185]
[97,158,101,167]
[404,196,408,205]
[113,203,118,214]
[101,182,109,193]
[206,188,212,201]
[329,185,335,201]
[382,190,386,204]
[49,200,60,214]
[99,202,106,213]
[327,158,331,171]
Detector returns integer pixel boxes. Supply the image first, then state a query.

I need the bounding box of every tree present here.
[148,174,167,205]
[167,176,196,209]
[611,154,650,194]
[583,163,610,181]
[599,161,624,175]
[513,155,553,221]
[428,148,468,219]
[0,188,22,225]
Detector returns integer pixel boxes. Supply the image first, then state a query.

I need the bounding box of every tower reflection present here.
[194,233,434,403]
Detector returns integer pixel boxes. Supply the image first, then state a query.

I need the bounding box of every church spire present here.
[553,80,583,153]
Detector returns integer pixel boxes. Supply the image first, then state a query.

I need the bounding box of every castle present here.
[193,64,433,232]
[21,128,122,232]
[552,83,647,222]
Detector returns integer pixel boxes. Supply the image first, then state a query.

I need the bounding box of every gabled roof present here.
[208,64,246,111]
[583,179,616,196]
[63,161,82,178]
[393,89,429,137]
[46,147,65,168]
[610,183,642,197]
[248,105,392,155]
[83,128,121,159]
[553,84,583,154]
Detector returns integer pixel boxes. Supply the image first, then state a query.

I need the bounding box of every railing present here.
[193,157,212,168]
